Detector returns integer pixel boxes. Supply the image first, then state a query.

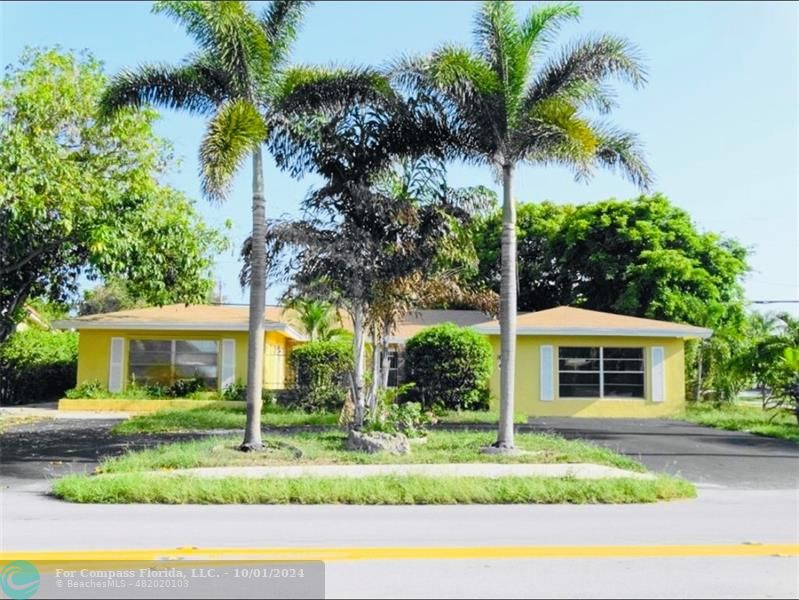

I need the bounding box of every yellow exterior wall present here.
[264,331,289,390]
[75,329,291,391]
[487,335,686,418]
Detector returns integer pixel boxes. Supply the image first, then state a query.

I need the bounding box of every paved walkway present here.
[151,463,655,480]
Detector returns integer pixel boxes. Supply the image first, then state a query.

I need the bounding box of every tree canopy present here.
[0,49,227,342]
[468,194,748,329]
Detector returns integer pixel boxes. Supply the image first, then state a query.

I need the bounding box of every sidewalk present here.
[150,463,655,480]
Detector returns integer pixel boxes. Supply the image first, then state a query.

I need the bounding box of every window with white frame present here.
[558,347,644,398]
[129,339,219,389]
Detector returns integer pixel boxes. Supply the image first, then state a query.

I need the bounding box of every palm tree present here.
[394,1,652,450]
[99,0,313,451]
[284,297,346,341]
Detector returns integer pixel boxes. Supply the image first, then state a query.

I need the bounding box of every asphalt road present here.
[1,417,797,598]
[525,417,799,489]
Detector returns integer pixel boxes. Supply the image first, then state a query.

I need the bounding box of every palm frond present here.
[99,58,230,118]
[199,99,267,202]
[591,123,653,190]
[259,0,313,69]
[525,34,646,110]
[473,0,518,87]
[153,0,270,96]
[273,65,392,114]
[519,2,580,57]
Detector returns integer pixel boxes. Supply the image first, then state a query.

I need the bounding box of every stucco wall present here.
[76,329,291,391]
[486,335,686,418]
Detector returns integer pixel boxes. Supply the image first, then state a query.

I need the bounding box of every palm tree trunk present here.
[368,326,380,410]
[351,302,366,428]
[380,321,391,389]
[241,146,266,451]
[496,163,516,449]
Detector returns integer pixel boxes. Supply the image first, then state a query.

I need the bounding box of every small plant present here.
[65,380,105,399]
[168,376,207,398]
[363,384,433,438]
[222,381,246,402]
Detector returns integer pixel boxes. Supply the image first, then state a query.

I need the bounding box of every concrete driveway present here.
[525,417,799,489]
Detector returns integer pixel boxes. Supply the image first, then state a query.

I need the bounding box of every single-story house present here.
[54,304,711,418]
[475,307,712,418]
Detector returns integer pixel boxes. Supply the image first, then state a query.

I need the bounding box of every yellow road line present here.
[1,544,797,563]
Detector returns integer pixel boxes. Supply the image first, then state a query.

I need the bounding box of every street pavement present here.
[1,417,797,598]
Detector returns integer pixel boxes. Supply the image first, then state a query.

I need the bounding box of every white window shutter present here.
[108,337,125,393]
[650,346,665,403]
[540,345,554,401]
[221,339,236,390]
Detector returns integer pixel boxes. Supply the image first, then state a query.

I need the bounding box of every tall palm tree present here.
[99,0,313,450]
[394,1,652,450]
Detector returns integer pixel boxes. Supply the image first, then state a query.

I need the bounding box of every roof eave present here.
[52,319,310,341]
[472,326,713,339]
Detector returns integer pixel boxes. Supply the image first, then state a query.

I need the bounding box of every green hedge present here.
[287,339,353,412]
[0,328,77,405]
[404,323,493,411]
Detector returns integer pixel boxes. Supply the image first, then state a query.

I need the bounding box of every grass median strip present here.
[95,431,647,473]
[52,473,694,504]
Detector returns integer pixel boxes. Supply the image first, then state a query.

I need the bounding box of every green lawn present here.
[96,430,647,473]
[111,406,522,435]
[52,472,694,505]
[681,403,798,442]
[111,406,339,434]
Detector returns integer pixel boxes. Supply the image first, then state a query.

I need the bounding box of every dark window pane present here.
[603,347,643,360]
[559,372,600,397]
[129,340,171,366]
[603,372,645,398]
[559,347,600,371]
[559,347,600,359]
[130,365,172,386]
[603,359,644,372]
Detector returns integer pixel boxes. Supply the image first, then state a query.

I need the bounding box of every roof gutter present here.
[52,320,309,342]
[471,325,713,339]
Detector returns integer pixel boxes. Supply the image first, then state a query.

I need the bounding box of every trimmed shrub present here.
[404,323,493,411]
[288,340,352,412]
[0,328,78,405]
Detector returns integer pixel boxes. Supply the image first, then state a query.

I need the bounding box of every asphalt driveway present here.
[526,417,799,489]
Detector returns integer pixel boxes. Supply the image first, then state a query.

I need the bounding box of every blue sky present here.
[2,1,797,314]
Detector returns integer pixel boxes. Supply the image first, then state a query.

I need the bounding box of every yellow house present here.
[54,304,710,418]
[53,305,308,393]
[474,307,712,418]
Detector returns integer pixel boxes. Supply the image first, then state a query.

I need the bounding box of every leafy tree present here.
[78,279,148,316]
[257,115,489,427]
[0,49,224,344]
[469,201,573,311]
[470,194,749,327]
[393,0,652,449]
[404,323,493,411]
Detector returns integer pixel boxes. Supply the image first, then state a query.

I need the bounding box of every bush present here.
[222,381,246,402]
[363,385,434,439]
[288,340,352,412]
[0,328,78,405]
[404,323,493,411]
[167,376,206,398]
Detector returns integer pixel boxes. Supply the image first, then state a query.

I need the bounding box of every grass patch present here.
[96,430,646,473]
[682,403,798,442]
[436,410,526,425]
[112,406,526,435]
[52,472,694,505]
[111,407,338,435]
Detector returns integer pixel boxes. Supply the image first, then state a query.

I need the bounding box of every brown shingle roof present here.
[473,306,712,338]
